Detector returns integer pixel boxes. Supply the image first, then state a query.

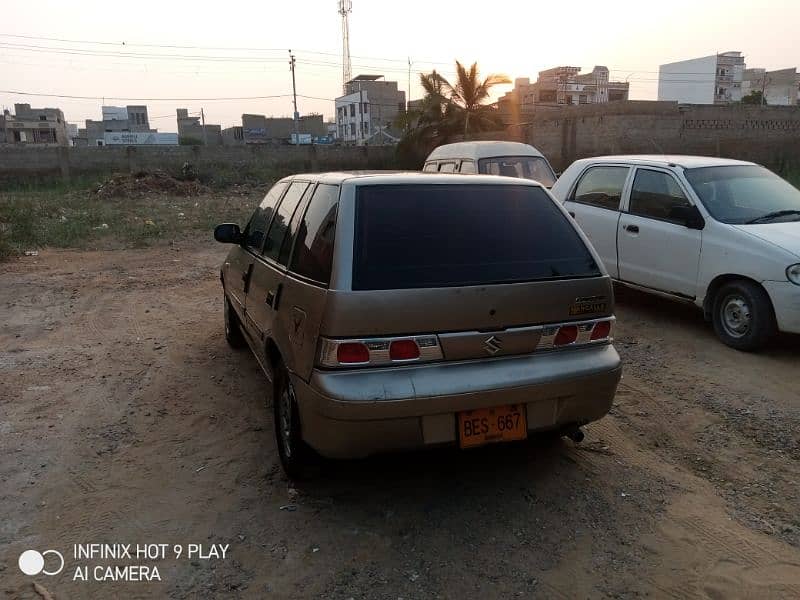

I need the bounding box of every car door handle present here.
[266,283,283,309]
[624,224,639,233]
[242,264,253,283]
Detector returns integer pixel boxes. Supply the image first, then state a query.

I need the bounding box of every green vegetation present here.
[0,184,259,260]
[397,60,510,167]
[741,90,767,105]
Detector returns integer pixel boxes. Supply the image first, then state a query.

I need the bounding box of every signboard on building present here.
[103,132,179,146]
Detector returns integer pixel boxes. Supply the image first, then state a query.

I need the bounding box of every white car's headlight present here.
[788,264,800,285]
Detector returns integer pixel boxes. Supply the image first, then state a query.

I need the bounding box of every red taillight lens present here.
[389,339,420,361]
[590,320,611,341]
[337,342,370,363]
[554,325,578,346]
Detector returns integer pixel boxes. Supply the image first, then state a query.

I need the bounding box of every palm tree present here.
[442,61,511,137]
[395,61,510,166]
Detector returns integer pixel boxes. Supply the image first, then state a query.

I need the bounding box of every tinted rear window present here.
[353,184,600,290]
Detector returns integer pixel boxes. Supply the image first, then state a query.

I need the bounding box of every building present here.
[498,67,629,123]
[741,68,800,105]
[80,105,157,146]
[221,126,244,145]
[1,103,69,146]
[335,75,406,145]
[176,108,222,145]
[231,113,326,145]
[658,52,745,104]
[66,123,79,147]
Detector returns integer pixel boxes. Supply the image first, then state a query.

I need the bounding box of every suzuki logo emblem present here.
[483,335,503,355]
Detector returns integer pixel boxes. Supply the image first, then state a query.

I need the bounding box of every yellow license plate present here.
[458,404,527,449]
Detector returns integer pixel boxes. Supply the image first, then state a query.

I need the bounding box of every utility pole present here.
[358,81,364,146]
[407,57,412,111]
[289,50,300,144]
[200,107,208,146]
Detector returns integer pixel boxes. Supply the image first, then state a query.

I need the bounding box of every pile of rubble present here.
[94,171,209,199]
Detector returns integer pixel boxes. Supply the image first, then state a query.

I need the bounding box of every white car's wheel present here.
[712,281,775,351]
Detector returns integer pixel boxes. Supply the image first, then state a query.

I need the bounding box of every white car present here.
[423,141,557,187]
[551,155,800,350]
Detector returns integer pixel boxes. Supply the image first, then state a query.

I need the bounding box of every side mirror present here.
[214,223,243,244]
[670,205,705,230]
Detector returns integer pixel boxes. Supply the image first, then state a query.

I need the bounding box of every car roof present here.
[567,155,757,169]
[280,171,546,187]
[426,141,547,161]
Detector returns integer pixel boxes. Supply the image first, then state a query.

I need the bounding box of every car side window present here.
[277,184,316,265]
[290,184,339,284]
[459,160,476,174]
[264,181,309,263]
[572,166,629,210]
[422,162,438,172]
[243,181,287,251]
[629,169,692,224]
[438,162,457,173]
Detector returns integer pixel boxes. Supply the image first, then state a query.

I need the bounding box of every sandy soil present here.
[2,242,799,599]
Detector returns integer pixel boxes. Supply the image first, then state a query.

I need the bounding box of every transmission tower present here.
[338,0,352,94]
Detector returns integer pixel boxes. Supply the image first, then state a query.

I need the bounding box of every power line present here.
[0,32,454,66]
[0,88,414,110]
[0,89,296,101]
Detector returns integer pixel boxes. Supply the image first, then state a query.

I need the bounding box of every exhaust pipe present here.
[565,427,584,443]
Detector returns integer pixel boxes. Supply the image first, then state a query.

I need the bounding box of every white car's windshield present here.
[478,156,557,187]
[685,165,800,225]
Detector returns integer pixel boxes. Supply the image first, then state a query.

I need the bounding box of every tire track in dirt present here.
[560,391,800,600]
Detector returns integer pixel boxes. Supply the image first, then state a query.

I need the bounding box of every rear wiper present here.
[745,209,800,224]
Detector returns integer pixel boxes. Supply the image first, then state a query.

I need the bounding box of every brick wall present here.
[471,101,800,173]
[0,144,397,184]
[517,102,800,172]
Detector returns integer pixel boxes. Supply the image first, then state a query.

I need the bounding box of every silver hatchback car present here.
[215,172,622,477]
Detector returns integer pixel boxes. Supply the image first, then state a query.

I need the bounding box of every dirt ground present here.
[2,242,799,599]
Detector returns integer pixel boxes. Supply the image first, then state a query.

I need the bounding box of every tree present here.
[395,61,510,166]
[442,61,511,136]
[742,90,767,105]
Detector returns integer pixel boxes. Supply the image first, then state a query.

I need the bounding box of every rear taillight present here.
[389,339,420,361]
[554,325,578,346]
[337,342,370,364]
[590,320,612,341]
[537,317,614,350]
[319,335,442,368]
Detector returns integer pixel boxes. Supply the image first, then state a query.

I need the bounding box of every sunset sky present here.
[2,0,798,131]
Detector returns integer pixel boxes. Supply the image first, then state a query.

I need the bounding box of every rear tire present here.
[224,295,246,349]
[273,363,316,479]
[712,280,775,351]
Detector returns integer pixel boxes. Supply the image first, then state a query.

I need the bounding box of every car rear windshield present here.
[478,156,556,187]
[353,184,600,290]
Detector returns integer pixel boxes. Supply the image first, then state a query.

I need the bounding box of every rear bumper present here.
[292,344,622,458]
[763,281,800,334]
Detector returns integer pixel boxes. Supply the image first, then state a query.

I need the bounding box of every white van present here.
[423,141,557,187]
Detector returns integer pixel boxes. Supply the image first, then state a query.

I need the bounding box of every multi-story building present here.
[498,67,629,122]
[658,52,745,104]
[80,105,156,146]
[741,68,799,105]
[335,75,406,145]
[1,103,69,146]
[176,108,222,145]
